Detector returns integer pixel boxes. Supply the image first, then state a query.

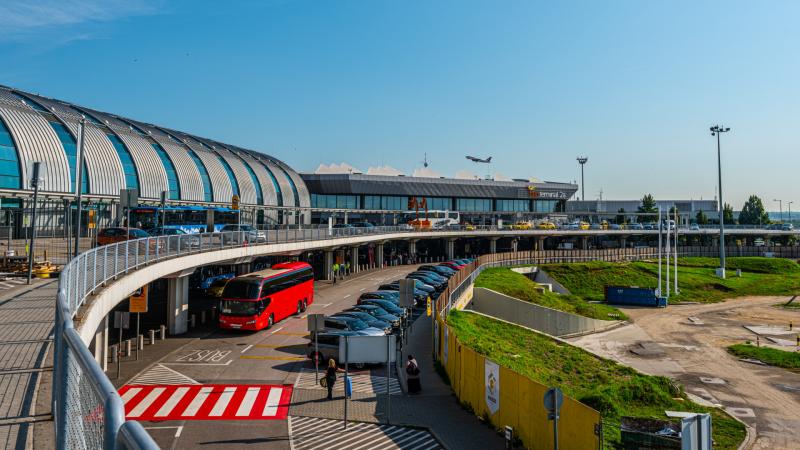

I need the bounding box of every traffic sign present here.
[129,286,148,313]
[114,311,130,330]
[399,279,416,308]
[307,314,325,332]
[231,195,240,210]
[544,387,563,415]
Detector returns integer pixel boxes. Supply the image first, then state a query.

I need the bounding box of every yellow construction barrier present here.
[437,315,600,449]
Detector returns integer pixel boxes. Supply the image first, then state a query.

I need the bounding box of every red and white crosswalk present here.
[119,384,292,421]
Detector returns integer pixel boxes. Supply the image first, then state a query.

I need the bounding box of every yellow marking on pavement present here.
[240,355,306,361]
[254,344,306,349]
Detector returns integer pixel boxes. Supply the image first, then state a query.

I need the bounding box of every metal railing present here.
[52,224,494,449]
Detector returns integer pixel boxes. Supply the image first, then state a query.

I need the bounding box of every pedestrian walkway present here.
[289,416,442,450]
[0,279,56,450]
[295,369,403,395]
[0,276,30,291]
[119,384,292,421]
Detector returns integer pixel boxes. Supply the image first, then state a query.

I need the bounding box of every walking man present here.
[332,262,339,284]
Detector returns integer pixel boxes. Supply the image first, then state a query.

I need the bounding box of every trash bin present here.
[345,376,352,398]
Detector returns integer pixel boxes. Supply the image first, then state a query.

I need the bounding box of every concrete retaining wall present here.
[467,287,619,337]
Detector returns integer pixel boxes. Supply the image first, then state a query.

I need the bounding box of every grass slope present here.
[448,310,746,449]
[474,267,627,320]
[543,257,800,303]
[728,344,800,370]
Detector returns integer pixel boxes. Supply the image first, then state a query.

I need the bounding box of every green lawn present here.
[448,310,746,449]
[474,267,628,320]
[542,257,800,303]
[728,343,800,370]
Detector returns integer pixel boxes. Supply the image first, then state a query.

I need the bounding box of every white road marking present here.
[271,326,284,333]
[154,387,190,417]
[143,426,183,438]
[236,387,260,416]
[120,387,142,405]
[209,386,237,416]
[315,303,332,307]
[343,294,351,299]
[241,344,253,353]
[129,387,165,417]
[360,288,366,291]
[263,387,283,416]
[182,386,212,416]
[162,360,233,366]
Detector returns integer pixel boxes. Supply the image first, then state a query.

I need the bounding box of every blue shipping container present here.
[605,286,668,307]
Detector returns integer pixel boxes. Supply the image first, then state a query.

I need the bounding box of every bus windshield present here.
[222,279,261,299]
[220,300,258,316]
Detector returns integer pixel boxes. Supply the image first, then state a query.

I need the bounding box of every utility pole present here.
[576,157,588,201]
[710,125,730,278]
[27,162,42,284]
[73,119,86,258]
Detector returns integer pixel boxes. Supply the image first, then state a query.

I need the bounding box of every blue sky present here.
[1,0,798,208]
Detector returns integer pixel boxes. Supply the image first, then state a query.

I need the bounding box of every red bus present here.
[218,262,314,331]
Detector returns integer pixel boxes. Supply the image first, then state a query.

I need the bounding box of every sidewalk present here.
[289,309,506,450]
[0,279,57,450]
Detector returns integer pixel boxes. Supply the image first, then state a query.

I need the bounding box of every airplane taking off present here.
[465,156,492,163]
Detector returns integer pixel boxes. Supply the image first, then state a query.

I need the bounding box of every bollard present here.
[111,344,119,363]
[191,314,196,328]
[201,310,206,325]
[757,336,760,347]
[125,339,132,357]
[791,322,794,331]
[138,334,144,350]
[149,329,155,345]
[160,325,166,340]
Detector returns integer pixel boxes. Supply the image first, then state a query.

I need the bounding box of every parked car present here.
[306,331,359,366]
[358,291,401,303]
[378,283,427,304]
[407,273,446,291]
[781,223,794,231]
[207,277,231,298]
[689,224,701,231]
[628,223,644,230]
[335,311,392,333]
[589,223,602,230]
[511,221,532,230]
[358,299,408,319]
[348,304,401,328]
[410,270,447,286]
[146,227,200,249]
[97,227,150,246]
[537,221,556,230]
[332,223,354,229]
[609,224,622,230]
[323,315,385,336]
[221,224,266,244]
[394,278,436,295]
[417,265,455,278]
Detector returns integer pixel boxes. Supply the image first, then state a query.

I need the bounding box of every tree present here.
[723,203,735,224]
[738,195,769,225]
[696,210,709,225]
[615,208,626,224]
[637,194,658,222]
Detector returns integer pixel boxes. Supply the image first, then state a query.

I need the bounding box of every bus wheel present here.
[296,301,302,315]
[268,314,274,329]
[302,299,308,311]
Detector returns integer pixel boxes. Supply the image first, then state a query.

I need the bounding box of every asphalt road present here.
[123,265,417,450]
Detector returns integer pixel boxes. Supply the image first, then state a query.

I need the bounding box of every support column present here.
[376,243,385,268]
[350,245,359,274]
[446,238,456,260]
[537,237,546,251]
[581,236,589,250]
[323,249,334,280]
[408,240,418,261]
[94,315,109,371]
[489,237,498,254]
[620,236,627,249]
[168,274,191,335]
[511,238,519,253]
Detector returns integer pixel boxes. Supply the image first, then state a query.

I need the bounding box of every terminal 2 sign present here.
[524,185,567,199]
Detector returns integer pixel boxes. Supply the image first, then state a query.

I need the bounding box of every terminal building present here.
[0,84,312,237]
[566,199,719,224]
[301,172,578,224]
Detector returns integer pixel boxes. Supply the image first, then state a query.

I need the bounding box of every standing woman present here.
[325,359,338,400]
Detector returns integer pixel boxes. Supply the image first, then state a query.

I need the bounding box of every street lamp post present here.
[773,199,783,223]
[789,201,794,225]
[710,125,730,278]
[576,157,588,201]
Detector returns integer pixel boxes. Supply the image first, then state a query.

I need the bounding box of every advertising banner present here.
[485,358,500,415]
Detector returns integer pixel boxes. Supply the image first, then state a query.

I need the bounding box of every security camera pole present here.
[27,162,41,284]
[710,125,730,278]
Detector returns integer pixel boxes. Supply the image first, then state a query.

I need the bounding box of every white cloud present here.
[0,0,158,42]
[315,162,362,174]
[454,170,479,180]
[493,172,513,182]
[366,165,404,176]
[412,167,442,178]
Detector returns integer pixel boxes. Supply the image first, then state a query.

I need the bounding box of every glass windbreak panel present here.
[151,143,180,200]
[222,280,261,300]
[107,133,139,190]
[0,119,21,189]
[220,300,258,316]
[186,150,213,201]
[216,154,239,196]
